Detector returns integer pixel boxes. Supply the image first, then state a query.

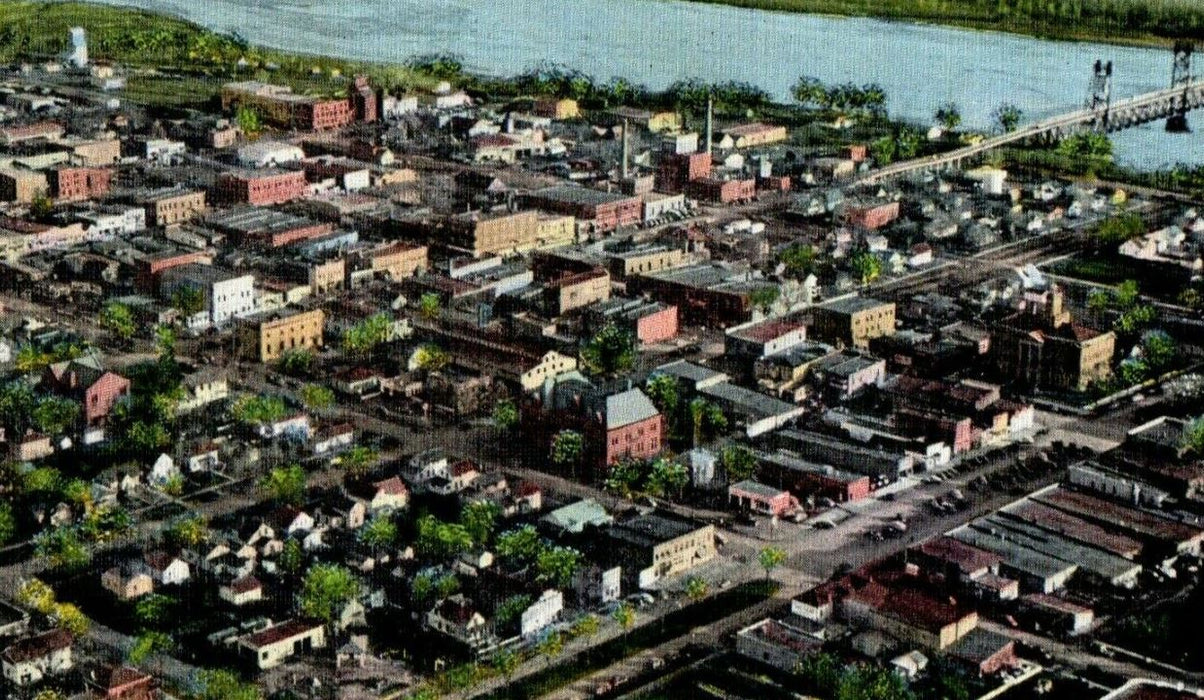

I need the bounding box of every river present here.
[73,0,1203,168]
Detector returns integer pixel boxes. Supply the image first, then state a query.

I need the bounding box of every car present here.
[812,520,835,529]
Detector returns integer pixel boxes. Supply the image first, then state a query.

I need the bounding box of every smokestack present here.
[621,118,630,179]
[705,96,713,156]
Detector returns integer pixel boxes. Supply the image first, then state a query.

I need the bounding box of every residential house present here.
[101,563,154,601]
[219,575,265,607]
[89,665,157,700]
[143,551,191,586]
[520,589,564,639]
[355,476,409,513]
[178,370,230,413]
[42,355,130,427]
[238,619,326,669]
[312,423,354,456]
[1,629,73,687]
[426,594,493,650]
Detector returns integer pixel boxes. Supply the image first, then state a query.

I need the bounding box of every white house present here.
[257,414,311,441]
[426,594,491,648]
[520,589,564,639]
[144,551,191,586]
[237,140,305,168]
[219,575,264,606]
[186,444,221,473]
[358,476,408,513]
[147,454,179,487]
[0,339,12,366]
[312,423,354,456]
[270,507,314,536]
[158,264,256,328]
[178,372,230,413]
[238,619,326,669]
[1,629,73,687]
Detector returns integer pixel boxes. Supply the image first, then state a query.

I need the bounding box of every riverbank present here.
[676,0,1204,48]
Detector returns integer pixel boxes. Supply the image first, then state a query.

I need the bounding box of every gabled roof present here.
[603,388,659,430]
[2,629,72,664]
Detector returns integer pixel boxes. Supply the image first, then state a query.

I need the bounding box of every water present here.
[72,0,1204,168]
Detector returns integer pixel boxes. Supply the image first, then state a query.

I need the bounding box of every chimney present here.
[705,96,713,156]
[621,118,630,179]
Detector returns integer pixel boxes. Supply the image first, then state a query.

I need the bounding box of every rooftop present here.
[817,296,893,315]
[608,511,708,549]
[241,619,321,649]
[528,185,637,207]
[604,388,660,430]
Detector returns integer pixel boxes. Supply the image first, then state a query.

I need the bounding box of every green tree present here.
[644,374,679,418]
[685,576,709,602]
[0,503,16,546]
[1114,279,1141,309]
[758,546,787,580]
[127,631,172,664]
[0,381,36,434]
[780,243,819,279]
[276,348,315,376]
[1115,304,1156,335]
[604,457,644,499]
[550,429,585,472]
[434,573,460,598]
[34,690,65,700]
[1142,331,1177,371]
[278,538,304,575]
[343,312,393,356]
[495,525,543,564]
[1057,131,1113,160]
[32,396,79,435]
[14,345,51,374]
[341,445,379,477]
[298,383,335,411]
[870,135,897,165]
[749,286,780,314]
[62,478,93,513]
[612,601,636,636]
[791,75,826,108]
[170,286,205,317]
[123,420,170,453]
[418,292,442,321]
[412,343,450,373]
[494,594,533,628]
[536,546,582,587]
[52,602,89,635]
[849,250,883,285]
[580,323,636,376]
[1093,212,1146,248]
[23,466,62,498]
[795,652,842,696]
[235,105,262,137]
[934,102,962,131]
[358,516,398,551]
[572,613,601,638]
[195,669,261,700]
[410,572,436,605]
[134,593,176,627]
[30,191,53,219]
[689,399,727,447]
[18,579,56,614]
[166,514,209,548]
[414,515,473,559]
[492,648,520,685]
[720,444,757,483]
[492,398,519,432]
[260,464,307,506]
[647,457,688,498]
[101,301,137,343]
[993,102,1024,132]
[461,500,500,546]
[536,631,563,665]
[299,564,359,623]
[229,394,288,424]
[836,664,914,700]
[1181,416,1204,456]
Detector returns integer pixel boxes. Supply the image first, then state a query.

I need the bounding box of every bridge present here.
[857,45,1203,184]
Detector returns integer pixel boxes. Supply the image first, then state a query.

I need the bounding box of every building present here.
[239,619,327,669]
[728,480,800,516]
[629,263,771,329]
[426,595,492,649]
[605,245,686,281]
[133,188,208,226]
[735,618,824,672]
[101,564,154,601]
[42,355,130,427]
[594,388,664,467]
[237,140,305,168]
[541,498,614,534]
[158,264,256,327]
[91,665,157,700]
[590,298,679,345]
[759,450,873,503]
[215,169,309,206]
[726,316,808,360]
[520,589,564,639]
[609,107,681,133]
[48,166,112,202]
[441,209,542,256]
[0,169,49,203]
[686,177,757,204]
[604,512,716,589]
[811,296,896,349]
[947,628,1018,676]
[534,98,580,119]
[841,579,979,650]
[842,201,901,230]
[524,186,642,233]
[656,152,712,193]
[719,122,788,149]
[208,207,333,249]
[2,630,73,687]
[222,80,358,131]
[991,286,1115,392]
[237,309,325,362]
[542,266,611,315]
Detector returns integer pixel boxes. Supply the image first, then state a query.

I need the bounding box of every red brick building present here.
[686,177,756,204]
[843,201,901,230]
[350,75,378,123]
[655,152,712,193]
[593,298,679,345]
[728,480,800,516]
[42,356,131,427]
[137,250,213,292]
[524,186,642,233]
[896,408,976,454]
[49,167,112,202]
[216,170,309,206]
[97,666,157,700]
[592,388,664,467]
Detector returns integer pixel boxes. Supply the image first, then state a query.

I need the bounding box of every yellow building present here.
[367,241,428,280]
[535,215,576,248]
[534,98,581,120]
[812,297,896,349]
[238,309,326,362]
[0,169,49,203]
[140,189,208,226]
[444,210,540,256]
[308,258,346,295]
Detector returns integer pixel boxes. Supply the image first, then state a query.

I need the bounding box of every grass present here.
[676,0,1204,47]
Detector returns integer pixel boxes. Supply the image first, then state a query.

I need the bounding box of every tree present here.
[461,501,500,546]
[720,444,757,483]
[166,514,209,548]
[849,250,883,285]
[418,292,442,321]
[780,243,819,279]
[414,515,473,559]
[170,286,205,317]
[689,399,727,447]
[495,525,543,563]
[536,546,582,587]
[17,579,56,614]
[195,669,261,700]
[870,135,897,166]
[14,345,51,374]
[34,690,65,700]
[298,383,335,411]
[32,396,79,436]
[412,343,450,373]
[299,564,359,624]
[1182,415,1204,456]
[934,102,962,131]
[572,613,601,638]
[260,464,307,506]
[749,286,780,314]
[278,538,304,575]
[128,631,172,664]
[993,102,1023,132]
[1142,331,1177,371]
[550,429,584,471]
[23,466,62,498]
[1114,279,1140,309]
[1057,131,1113,160]
[341,445,379,477]
[644,374,680,418]
[685,576,709,602]
[277,348,315,376]
[612,601,636,635]
[343,312,393,356]
[494,594,533,629]
[1093,212,1146,247]
[836,664,914,700]
[123,420,170,453]
[230,395,288,424]
[796,652,842,696]
[492,398,519,432]
[758,546,787,580]
[647,457,688,498]
[30,191,53,219]
[0,503,15,547]
[580,323,636,376]
[52,602,89,635]
[235,104,262,137]
[0,381,36,435]
[101,301,137,343]
[791,76,826,108]
[536,631,563,665]
[62,478,93,513]
[358,516,398,551]
[492,648,520,684]
[134,593,175,627]
[435,573,460,598]
[604,457,644,499]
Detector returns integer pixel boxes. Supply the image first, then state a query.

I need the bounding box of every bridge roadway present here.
[858,79,1204,184]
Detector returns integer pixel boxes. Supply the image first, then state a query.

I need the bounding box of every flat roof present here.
[730,480,790,499]
[1001,501,1144,559]
[529,186,636,207]
[728,316,807,344]
[916,536,1003,574]
[1034,488,1204,546]
[974,516,1141,583]
[608,511,708,549]
[653,360,729,386]
[699,382,804,420]
[816,296,893,315]
[949,526,1078,581]
[947,627,1014,665]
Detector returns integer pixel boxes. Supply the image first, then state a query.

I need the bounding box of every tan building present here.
[308,258,346,295]
[606,246,685,281]
[0,169,48,203]
[610,107,681,134]
[101,566,154,601]
[605,512,716,589]
[239,309,326,362]
[534,98,581,120]
[239,619,326,669]
[811,297,896,349]
[544,267,611,315]
[720,122,789,149]
[536,215,576,248]
[443,209,541,256]
[519,350,578,392]
[69,138,121,166]
[366,241,427,280]
[991,286,1116,392]
[139,189,208,226]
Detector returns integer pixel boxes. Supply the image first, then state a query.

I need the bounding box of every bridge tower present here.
[1167,41,1194,133]
[1086,59,1113,131]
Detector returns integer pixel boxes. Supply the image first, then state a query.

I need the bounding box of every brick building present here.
[222,81,360,131]
[810,297,896,349]
[215,169,309,206]
[990,286,1115,392]
[590,298,679,345]
[361,241,428,280]
[523,186,641,233]
[591,388,664,467]
[136,250,213,292]
[656,152,712,193]
[842,201,901,230]
[541,266,611,315]
[48,167,112,202]
[42,356,130,427]
[134,188,208,226]
[238,309,326,362]
[728,480,800,516]
[686,177,757,204]
[442,209,541,256]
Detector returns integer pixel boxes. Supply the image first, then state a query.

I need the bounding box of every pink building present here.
[636,304,679,344]
[42,357,130,427]
[594,388,664,467]
[843,201,900,230]
[728,480,799,516]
